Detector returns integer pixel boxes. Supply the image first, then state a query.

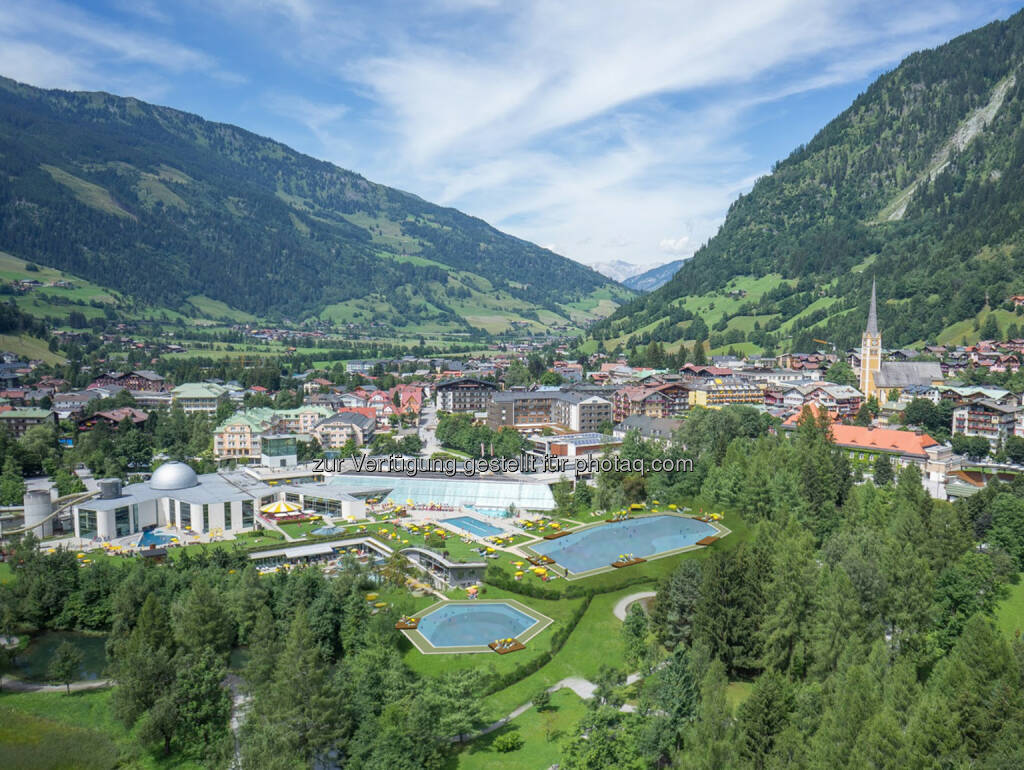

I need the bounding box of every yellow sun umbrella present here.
[261,500,303,515]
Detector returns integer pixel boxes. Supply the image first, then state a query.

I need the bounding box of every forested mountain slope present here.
[0,76,629,332]
[588,10,1024,355]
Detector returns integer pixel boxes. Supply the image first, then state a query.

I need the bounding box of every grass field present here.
[0,334,65,365]
[0,688,202,769]
[451,688,587,770]
[995,575,1024,638]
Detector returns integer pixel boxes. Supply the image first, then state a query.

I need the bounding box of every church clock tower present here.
[859,278,882,399]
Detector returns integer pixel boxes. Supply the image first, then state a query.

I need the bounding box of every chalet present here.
[77,407,149,432]
[89,370,168,392]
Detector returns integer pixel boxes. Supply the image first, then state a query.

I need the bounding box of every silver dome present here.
[149,461,199,490]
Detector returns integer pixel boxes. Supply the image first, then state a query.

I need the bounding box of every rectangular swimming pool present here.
[531,515,717,573]
[441,516,504,538]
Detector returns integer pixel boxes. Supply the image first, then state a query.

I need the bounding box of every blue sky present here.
[1,0,1021,270]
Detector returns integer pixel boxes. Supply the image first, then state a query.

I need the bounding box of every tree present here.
[532,688,551,712]
[0,455,26,506]
[737,670,794,770]
[622,602,650,672]
[174,647,231,757]
[873,454,894,485]
[48,640,83,694]
[649,560,702,650]
[826,360,857,387]
[980,313,1000,341]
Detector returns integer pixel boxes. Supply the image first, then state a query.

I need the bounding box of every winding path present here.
[613,590,657,621]
[460,592,658,741]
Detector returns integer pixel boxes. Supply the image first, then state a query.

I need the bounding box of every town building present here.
[89,370,168,392]
[77,407,149,432]
[72,462,365,541]
[435,378,499,413]
[486,390,613,433]
[687,380,765,409]
[952,399,1021,450]
[0,406,56,437]
[312,411,376,449]
[171,382,231,414]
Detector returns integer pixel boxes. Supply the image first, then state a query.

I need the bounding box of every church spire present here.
[866,278,878,336]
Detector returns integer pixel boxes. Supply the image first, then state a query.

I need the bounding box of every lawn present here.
[0,561,13,584]
[277,520,327,539]
[0,688,202,769]
[475,585,647,723]
[451,688,587,770]
[995,574,1024,638]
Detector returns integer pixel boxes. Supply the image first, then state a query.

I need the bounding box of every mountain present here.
[0,76,631,335]
[591,259,651,283]
[622,260,685,292]
[586,10,1024,358]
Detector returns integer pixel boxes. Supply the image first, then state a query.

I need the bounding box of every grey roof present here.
[317,412,375,430]
[874,362,942,388]
[866,278,879,336]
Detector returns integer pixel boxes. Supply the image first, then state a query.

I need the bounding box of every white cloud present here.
[659,237,692,255]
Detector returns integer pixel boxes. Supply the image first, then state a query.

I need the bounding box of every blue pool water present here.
[468,506,514,518]
[312,526,345,536]
[138,531,174,547]
[531,515,717,574]
[417,603,536,647]
[441,516,503,538]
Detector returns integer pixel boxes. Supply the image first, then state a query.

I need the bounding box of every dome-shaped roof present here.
[149,461,199,491]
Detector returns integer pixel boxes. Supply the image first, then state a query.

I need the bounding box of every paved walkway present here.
[613,591,658,621]
[0,676,112,693]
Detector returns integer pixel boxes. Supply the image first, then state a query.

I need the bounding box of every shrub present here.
[494,732,524,752]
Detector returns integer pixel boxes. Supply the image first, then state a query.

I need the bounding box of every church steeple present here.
[860,277,882,399]
[866,278,878,336]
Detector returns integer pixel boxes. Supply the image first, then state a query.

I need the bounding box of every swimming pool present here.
[531,515,717,573]
[416,602,536,647]
[441,516,503,538]
[138,530,175,547]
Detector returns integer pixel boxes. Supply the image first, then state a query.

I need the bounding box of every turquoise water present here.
[311,526,345,536]
[12,631,108,682]
[531,515,717,574]
[417,603,535,647]
[138,530,174,547]
[441,516,503,537]
[468,506,515,518]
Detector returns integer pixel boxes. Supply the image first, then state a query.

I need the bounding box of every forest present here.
[3,404,1022,768]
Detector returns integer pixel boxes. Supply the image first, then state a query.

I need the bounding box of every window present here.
[131,504,139,534]
[79,508,97,539]
[180,501,192,529]
[115,506,131,537]
[242,500,254,528]
[201,504,209,533]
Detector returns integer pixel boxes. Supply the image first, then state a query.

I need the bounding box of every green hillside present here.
[0,77,631,334]
[588,10,1024,356]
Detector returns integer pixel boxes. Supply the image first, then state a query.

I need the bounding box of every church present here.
[858,279,943,401]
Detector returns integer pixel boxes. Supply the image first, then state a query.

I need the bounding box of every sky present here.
[1,0,1021,271]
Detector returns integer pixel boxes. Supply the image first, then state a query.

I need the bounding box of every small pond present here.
[11,631,108,682]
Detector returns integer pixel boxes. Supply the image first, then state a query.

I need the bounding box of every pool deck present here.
[401,598,554,655]
[513,512,731,581]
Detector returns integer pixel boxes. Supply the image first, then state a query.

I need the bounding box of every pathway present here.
[613,590,657,621]
[0,676,112,693]
[458,590,659,741]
